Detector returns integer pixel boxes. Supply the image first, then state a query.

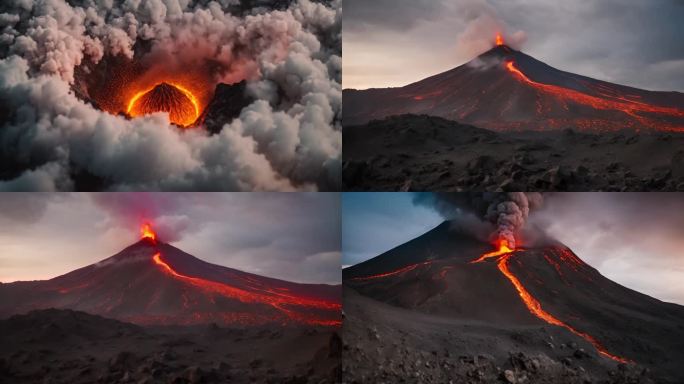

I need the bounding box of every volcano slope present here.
[342,45,684,191]
[342,222,684,384]
[0,238,342,384]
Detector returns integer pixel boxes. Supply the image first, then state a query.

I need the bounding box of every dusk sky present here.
[0,193,341,285]
[342,192,684,305]
[344,0,684,91]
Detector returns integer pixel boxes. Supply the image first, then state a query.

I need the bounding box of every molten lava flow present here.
[495,33,504,46]
[350,261,432,281]
[140,223,156,243]
[470,239,514,263]
[504,60,684,130]
[127,82,200,127]
[472,244,630,363]
[151,252,340,326]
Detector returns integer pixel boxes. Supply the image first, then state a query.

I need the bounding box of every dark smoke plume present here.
[415,192,543,248]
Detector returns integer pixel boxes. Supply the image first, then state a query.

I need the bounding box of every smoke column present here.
[415,192,543,248]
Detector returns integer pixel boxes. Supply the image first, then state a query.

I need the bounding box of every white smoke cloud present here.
[0,0,341,191]
[452,0,527,58]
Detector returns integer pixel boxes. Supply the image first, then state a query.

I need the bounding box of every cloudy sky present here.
[342,192,684,305]
[344,0,684,91]
[0,193,340,284]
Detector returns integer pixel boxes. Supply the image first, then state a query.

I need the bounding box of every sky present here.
[343,0,684,91]
[0,193,341,285]
[342,192,684,305]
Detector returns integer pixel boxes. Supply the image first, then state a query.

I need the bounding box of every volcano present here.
[343,45,684,132]
[128,82,200,127]
[0,229,341,327]
[342,222,684,383]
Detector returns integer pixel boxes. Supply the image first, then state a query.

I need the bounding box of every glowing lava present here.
[495,33,504,46]
[350,261,432,281]
[151,252,341,326]
[472,243,631,363]
[127,82,200,127]
[504,60,684,129]
[140,223,157,243]
[470,239,514,263]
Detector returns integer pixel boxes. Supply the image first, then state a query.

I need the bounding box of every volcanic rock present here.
[129,83,197,126]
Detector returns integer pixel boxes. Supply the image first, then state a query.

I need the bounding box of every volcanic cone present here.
[129,82,198,126]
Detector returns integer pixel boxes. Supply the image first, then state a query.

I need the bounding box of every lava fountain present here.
[127,82,200,127]
[495,32,504,46]
[472,241,630,363]
[140,223,157,243]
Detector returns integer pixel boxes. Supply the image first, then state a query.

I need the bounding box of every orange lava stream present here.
[152,252,340,326]
[350,261,431,281]
[140,223,156,243]
[504,61,684,130]
[127,82,200,126]
[472,244,630,363]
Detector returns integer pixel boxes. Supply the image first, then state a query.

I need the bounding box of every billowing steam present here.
[415,192,543,249]
[0,0,341,191]
[454,0,526,58]
[90,193,193,243]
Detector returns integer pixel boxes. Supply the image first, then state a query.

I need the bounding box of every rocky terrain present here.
[343,288,655,384]
[343,114,684,191]
[0,309,341,384]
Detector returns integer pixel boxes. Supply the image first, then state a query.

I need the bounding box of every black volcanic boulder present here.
[198,81,253,135]
[129,82,197,126]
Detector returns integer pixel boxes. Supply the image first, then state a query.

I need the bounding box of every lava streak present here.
[470,239,514,263]
[152,252,340,326]
[472,244,630,363]
[140,223,156,243]
[504,60,684,130]
[350,261,432,281]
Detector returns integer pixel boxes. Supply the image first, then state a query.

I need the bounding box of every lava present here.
[495,33,504,46]
[472,243,630,363]
[504,60,684,130]
[350,261,432,281]
[140,223,156,243]
[127,82,200,127]
[470,239,514,263]
[151,252,340,326]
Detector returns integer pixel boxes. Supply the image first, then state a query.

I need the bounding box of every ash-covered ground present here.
[0,309,341,384]
[343,288,657,384]
[343,115,684,191]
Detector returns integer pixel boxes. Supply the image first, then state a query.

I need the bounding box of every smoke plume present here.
[415,192,543,248]
[453,0,526,58]
[0,0,341,191]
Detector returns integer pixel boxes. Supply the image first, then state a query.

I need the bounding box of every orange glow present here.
[140,223,157,243]
[152,252,340,326]
[127,82,200,127]
[495,33,504,46]
[470,239,514,263]
[498,254,630,363]
[472,244,631,363]
[350,261,432,281]
[504,60,684,129]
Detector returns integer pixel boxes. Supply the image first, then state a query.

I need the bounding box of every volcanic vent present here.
[0,224,341,327]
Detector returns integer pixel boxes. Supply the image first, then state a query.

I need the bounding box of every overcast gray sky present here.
[344,0,684,91]
[342,193,684,305]
[0,193,340,285]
